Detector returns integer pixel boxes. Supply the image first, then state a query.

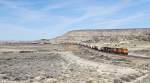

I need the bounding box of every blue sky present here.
[0,0,150,40]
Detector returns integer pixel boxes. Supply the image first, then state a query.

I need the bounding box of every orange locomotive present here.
[99,47,128,55]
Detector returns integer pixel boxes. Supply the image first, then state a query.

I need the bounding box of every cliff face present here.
[51,28,150,43]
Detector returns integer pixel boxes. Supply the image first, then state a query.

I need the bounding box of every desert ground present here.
[0,29,150,83]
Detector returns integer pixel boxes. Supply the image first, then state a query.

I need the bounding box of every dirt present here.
[0,44,149,83]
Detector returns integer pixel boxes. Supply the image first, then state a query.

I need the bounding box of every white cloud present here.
[0,0,49,21]
[57,2,129,29]
[93,13,150,28]
[0,0,149,40]
[0,23,38,34]
[60,0,150,29]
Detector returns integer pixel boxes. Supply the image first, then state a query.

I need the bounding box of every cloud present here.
[56,1,129,30]
[0,22,55,40]
[109,13,150,27]
[0,23,39,34]
[0,0,49,21]
[0,0,150,40]
[43,0,74,11]
[61,0,150,29]
[82,12,150,28]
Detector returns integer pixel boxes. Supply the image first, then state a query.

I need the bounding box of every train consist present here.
[67,42,128,55]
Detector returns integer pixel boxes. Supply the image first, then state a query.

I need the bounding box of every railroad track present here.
[63,42,150,60]
[83,45,150,59]
[75,44,150,60]
[126,55,150,59]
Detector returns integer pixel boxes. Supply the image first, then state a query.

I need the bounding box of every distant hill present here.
[0,39,51,45]
[1,28,149,44]
[50,28,150,43]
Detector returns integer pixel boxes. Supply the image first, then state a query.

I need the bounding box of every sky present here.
[0,0,150,40]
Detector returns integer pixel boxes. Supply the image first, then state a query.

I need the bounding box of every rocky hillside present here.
[51,28,150,43]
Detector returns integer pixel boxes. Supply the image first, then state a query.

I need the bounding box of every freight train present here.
[67,42,128,55]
